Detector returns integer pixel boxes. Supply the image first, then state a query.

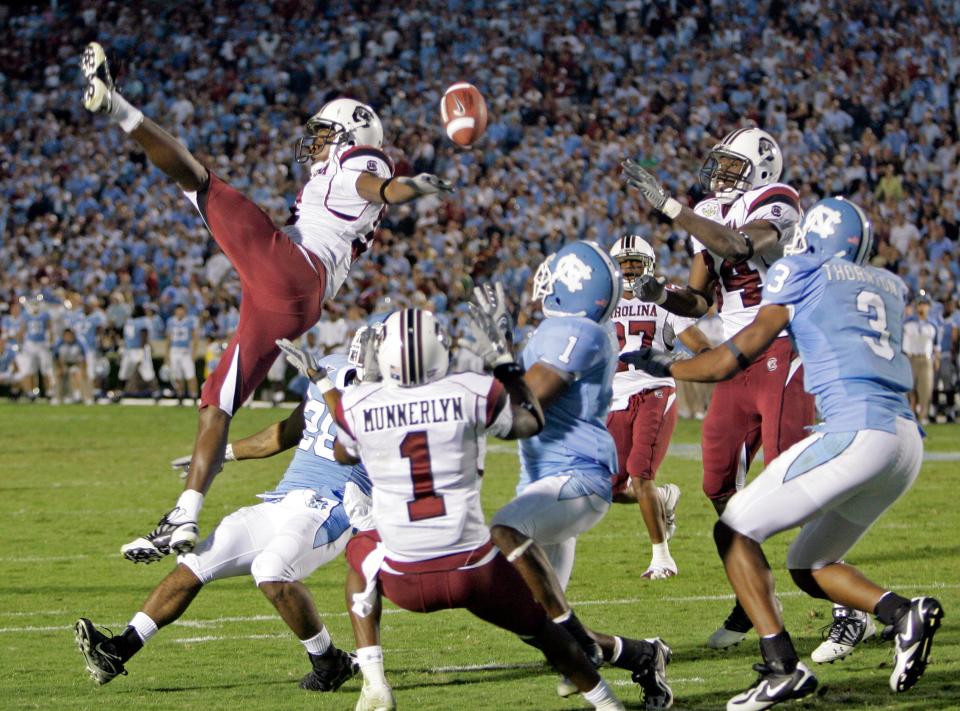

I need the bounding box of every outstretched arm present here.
[622,159,781,260]
[231,401,307,459]
[355,172,453,205]
[666,304,789,382]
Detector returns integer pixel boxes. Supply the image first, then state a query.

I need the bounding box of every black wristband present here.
[738,232,755,263]
[724,340,752,371]
[379,177,394,205]
[493,361,524,380]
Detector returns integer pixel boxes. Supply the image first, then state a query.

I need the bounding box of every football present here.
[440,82,487,147]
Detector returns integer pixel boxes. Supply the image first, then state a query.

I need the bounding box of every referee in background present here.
[903,291,940,425]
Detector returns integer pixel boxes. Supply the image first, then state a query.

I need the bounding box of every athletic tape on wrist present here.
[224,443,236,461]
[662,197,683,220]
[315,376,336,394]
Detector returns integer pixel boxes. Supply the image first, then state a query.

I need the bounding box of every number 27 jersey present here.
[691,183,800,340]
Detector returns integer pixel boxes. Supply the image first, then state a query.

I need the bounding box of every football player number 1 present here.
[400,431,447,521]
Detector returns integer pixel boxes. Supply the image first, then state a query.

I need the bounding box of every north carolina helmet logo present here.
[553,254,593,293]
[802,205,843,241]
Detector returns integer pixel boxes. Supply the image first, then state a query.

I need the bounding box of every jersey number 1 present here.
[400,431,446,522]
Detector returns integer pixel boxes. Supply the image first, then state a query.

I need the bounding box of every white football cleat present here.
[642,561,678,580]
[556,675,578,698]
[811,606,876,663]
[355,682,396,711]
[890,596,944,692]
[121,509,199,563]
[657,484,680,541]
[80,42,115,113]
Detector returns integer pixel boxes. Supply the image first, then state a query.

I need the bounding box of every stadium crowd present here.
[1,0,959,416]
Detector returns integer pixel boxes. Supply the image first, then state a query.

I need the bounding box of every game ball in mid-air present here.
[441,82,487,146]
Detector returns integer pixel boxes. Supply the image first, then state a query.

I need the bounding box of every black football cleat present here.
[299,648,359,691]
[75,618,127,685]
[890,597,944,692]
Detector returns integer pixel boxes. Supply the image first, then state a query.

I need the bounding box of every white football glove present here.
[399,173,454,196]
[170,454,192,480]
[472,282,514,344]
[276,338,322,380]
[622,159,683,219]
[348,325,382,382]
[465,303,514,371]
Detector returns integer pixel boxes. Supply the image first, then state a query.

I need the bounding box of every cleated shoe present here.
[80,42,116,113]
[811,606,876,663]
[657,484,681,541]
[632,638,673,710]
[300,648,359,691]
[121,508,198,563]
[890,597,944,692]
[75,618,127,685]
[642,560,678,581]
[355,681,396,711]
[707,602,753,649]
[727,661,817,711]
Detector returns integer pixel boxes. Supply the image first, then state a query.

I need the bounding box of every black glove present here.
[619,347,675,378]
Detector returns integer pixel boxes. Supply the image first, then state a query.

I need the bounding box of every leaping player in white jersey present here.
[607,235,713,580]
[623,128,822,649]
[79,42,452,568]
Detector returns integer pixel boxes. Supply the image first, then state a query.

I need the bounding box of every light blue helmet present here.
[531,241,623,323]
[785,196,873,265]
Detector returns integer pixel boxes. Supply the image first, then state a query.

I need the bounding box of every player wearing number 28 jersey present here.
[76,355,369,691]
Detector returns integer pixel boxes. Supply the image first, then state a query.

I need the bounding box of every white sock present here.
[175,489,204,522]
[357,645,388,687]
[302,627,331,656]
[583,679,618,708]
[129,611,158,643]
[651,542,672,564]
[107,91,144,133]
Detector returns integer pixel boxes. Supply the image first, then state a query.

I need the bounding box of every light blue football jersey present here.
[518,317,619,501]
[166,315,197,349]
[122,316,152,349]
[263,354,371,502]
[77,311,106,351]
[762,255,914,434]
[24,312,50,343]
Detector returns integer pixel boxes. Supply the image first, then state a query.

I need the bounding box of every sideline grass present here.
[0,405,957,710]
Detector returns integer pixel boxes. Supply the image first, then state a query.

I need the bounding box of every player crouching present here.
[334,308,628,710]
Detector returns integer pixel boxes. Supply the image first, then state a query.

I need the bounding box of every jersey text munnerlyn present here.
[362,397,465,432]
[821,262,900,295]
[613,303,659,319]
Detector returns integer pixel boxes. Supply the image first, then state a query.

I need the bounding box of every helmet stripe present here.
[413,309,424,384]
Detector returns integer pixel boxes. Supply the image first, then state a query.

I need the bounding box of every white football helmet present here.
[377,309,451,387]
[610,235,656,291]
[296,98,383,163]
[699,127,783,204]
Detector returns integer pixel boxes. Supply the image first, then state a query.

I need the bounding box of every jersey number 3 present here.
[856,290,895,360]
[400,431,447,521]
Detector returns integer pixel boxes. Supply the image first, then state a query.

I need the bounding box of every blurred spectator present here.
[903,293,940,425]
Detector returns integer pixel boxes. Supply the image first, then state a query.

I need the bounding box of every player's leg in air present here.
[76,499,355,689]
[82,42,322,559]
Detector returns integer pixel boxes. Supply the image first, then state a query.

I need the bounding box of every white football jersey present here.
[610,296,696,410]
[283,144,394,300]
[336,372,511,562]
[690,182,800,340]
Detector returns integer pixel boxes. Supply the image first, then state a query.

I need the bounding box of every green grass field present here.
[1,403,957,710]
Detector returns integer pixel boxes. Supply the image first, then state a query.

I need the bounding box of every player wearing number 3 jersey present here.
[622,197,943,709]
